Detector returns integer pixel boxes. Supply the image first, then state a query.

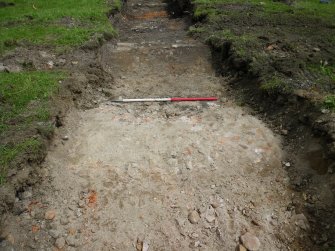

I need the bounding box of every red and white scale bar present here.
[113,97,218,102]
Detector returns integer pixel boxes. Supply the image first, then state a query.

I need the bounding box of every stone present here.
[236,244,247,251]
[58,59,67,65]
[136,234,145,251]
[45,210,56,220]
[66,236,77,247]
[185,161,192,170]
[47,61,54,69]
[49,229,60,238]
[321,108,330,114]
[5,65,22,73]
[205,214,216,223]
[0,63,5,72]
[78,200,85,208]
[60,217,69,225]
[291,213,310,230]
[39,51,50,58]
[240,232,261,251]
[211,202,220,208]
[6,234,15,244]
[281,129,288,135]
[142,240,150,251]
[55,237,66,249]
[194,241,201,247]
[313,47,321,52]
[21,190,33,199]
[68,227,77,236]
[188,210,200,224]
[204,206,216,223]
[62,135,69,140]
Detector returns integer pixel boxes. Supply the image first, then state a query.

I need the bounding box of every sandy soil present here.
[0,0,312,250]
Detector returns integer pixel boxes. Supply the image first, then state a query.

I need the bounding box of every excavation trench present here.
[0,0,321,250]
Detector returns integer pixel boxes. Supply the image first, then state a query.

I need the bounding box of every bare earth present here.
[0,0,311,250]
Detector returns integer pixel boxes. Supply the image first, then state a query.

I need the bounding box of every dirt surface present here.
[187,1,335,94]
[0,0,325,250]
[178,0,335,248]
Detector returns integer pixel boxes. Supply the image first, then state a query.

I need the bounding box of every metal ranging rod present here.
[111,97,218,102]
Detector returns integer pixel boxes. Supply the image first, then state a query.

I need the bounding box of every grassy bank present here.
[0,0,115,184]
[0,0,115,53]
[189,0,335,106]
[0,72,63,183]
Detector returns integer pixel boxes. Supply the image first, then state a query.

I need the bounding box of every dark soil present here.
[171,0,335,249]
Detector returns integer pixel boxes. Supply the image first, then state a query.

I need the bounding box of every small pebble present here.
[45,210,56,220]
[55,237,66,249]
[188,210,200,224]
[240,232,261,251]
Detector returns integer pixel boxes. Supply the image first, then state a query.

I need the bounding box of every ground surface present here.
[188,0,335,98]
[0,0,324,250]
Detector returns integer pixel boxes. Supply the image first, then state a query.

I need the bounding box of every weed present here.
[0,139,42,184]
[260,77,289,93]
[320,65,335,82]
[111,0,122,12]
[188,26,206,35]
[324,95,335,110]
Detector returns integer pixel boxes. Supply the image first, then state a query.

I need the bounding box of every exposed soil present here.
[171,0,335,248]
[189,1,335,94]
[0,0,333,250]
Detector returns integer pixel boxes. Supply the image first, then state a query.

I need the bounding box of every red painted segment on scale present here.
[171,97,218,102]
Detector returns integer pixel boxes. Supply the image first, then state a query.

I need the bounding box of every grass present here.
[0,0,116,185]
[190,0,335,94]
[111,0,122,12]
[320,64,335,82]
[192,0,335,23]
[308,63,335,87]
[188,26,206,35]
[0,0,116,53]
[0,71,63,134]
[0,139,42,184]
[324,95,335,110]
[0,71,63,184]
[260,77,290,93]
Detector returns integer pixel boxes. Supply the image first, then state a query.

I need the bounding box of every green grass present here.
[188,26,206,35]
[0,0,116,185]
[324,95,335,110]
[0,0,115,53]
[308,63,335,87]
[320,65,335,82]
[111,0,122,12]
[0,139,42,184]
[192,0,335,24]
[0,71,63,184]
[0,71,63,134]
[260,77,290,93]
